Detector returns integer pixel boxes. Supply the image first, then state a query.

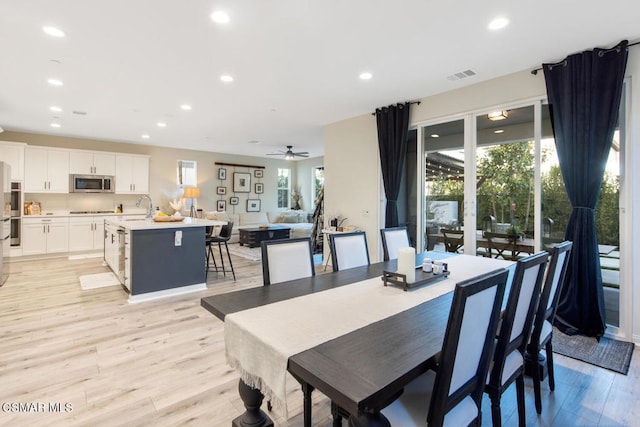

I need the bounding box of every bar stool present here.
[206,221,236,281]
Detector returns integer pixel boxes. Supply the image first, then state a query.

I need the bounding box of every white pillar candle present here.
[397,247,416,283]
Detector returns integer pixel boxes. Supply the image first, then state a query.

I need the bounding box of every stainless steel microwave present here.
[70,174,115,193]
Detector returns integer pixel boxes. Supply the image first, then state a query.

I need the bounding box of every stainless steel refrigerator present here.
[1,161,11,286]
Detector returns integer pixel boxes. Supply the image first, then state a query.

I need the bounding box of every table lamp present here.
[183,187,200,217]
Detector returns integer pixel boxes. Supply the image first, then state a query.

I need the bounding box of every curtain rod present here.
[530,41,639,75]
[371,100,421,115]
[214,161,265,169]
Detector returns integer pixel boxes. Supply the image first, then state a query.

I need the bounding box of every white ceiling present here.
[1,1,639,160]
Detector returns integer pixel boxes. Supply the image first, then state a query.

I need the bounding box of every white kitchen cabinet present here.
[24,147,69,193]
[115,155,149,194]
[69,216,106,251]
[22,217,69,255]
[69,151,115,176]
[0,141,26,181]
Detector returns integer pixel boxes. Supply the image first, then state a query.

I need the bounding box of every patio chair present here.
[526,240,573,414]
[328,231,370,272]
[380,226,411,261]
[442,228,464,253]
[379,269,508,426]
[261,237,315,285]
[485,251,548,426]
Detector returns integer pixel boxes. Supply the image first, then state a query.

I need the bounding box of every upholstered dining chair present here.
[261,237,315,286]
[526,240,573,414]
[380,226,411,261]
[378,269,508,427]
[484,251,548,427]
[442,228,464,253]
[328,231,370,272]
[206,221,236,281]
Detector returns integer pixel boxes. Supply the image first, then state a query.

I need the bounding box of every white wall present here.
[324,64,640,343]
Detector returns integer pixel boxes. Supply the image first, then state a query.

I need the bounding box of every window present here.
[277,168,290,209]
[313,166,324,207]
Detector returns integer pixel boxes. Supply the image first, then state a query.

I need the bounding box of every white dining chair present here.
[485,251,548,426]
[380,226,411,261]
[261,237,315,285]
[527,240,573,414]
[378,269,508,427]
[329,231,370,272]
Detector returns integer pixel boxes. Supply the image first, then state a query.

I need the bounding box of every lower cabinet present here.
[69,216,106,252]
[22,217,69,256]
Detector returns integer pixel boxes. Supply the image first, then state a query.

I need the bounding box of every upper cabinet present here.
[115,155,150,194]
[24,147,69,193]
[0,141,26,181]
[69,151,116,176]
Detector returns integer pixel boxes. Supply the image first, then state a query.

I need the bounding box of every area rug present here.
[79,272,121,290]
[227,244,261,261]
[552,328,634,375]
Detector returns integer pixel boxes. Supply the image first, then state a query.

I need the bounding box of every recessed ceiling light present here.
[488,17,509,30]
[220,75,234,83]
[359,72,373,80]
[50,122,61,128]
[49,106,62,112]
[180,104,192,111]
[157,122,167,128]
[141,134,150,139]
[211,11,230,24]
[47,78,63,86]
[494,129,505,134]
[43,26,66,37]
[430,134,440,138]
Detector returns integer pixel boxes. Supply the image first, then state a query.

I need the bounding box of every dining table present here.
[200,251,514,427]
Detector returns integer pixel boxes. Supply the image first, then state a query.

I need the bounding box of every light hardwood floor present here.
[1,254,638,426]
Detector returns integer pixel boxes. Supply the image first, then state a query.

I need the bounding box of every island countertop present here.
[105,216,225,230]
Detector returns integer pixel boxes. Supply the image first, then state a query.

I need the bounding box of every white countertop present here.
[105,216,225,230]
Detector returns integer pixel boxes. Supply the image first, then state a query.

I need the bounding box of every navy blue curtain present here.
[376,102,411,227]
[543,40,628,337]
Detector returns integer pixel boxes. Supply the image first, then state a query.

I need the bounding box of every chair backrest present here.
[488,251,548,386]
[529,241,573,346]
[218,221,234,239]
[442,229,464,253]
[427,269,508,426]
[261,237,315,286]
[380,227,411,261]
[329,231,370,272]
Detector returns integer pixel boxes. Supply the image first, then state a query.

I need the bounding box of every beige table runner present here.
[224,254,512,417]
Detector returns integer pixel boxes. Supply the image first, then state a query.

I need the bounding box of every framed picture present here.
[217,186,227,195]
[229,196,239,205]
[233,172,251,193]
[218,167,227,180]
[247,199,261,212]
[217,200,226,212]
[254,169,264,178]
[255,183,264,194]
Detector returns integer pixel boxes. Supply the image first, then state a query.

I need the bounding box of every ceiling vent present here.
[446,69,477,81]
[72,110,87,115]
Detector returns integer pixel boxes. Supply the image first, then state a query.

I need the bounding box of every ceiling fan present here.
[267,145,309,160]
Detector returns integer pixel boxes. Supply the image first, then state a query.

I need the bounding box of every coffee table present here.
[239,225,291,248]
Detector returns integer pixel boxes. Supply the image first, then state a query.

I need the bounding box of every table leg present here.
[301,382,315,427]
[232,379,274,427]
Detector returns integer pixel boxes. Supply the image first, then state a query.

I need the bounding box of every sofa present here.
[204,210,313,244]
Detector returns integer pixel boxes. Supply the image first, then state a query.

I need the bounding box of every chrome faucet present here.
[136,194,154,218]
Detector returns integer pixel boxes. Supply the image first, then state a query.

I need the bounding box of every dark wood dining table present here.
[200,251,513,427]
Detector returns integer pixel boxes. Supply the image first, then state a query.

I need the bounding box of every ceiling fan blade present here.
[293,151,309,155]
[295,153,309,158]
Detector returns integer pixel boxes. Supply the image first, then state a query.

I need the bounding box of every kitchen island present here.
[104,217,225,303]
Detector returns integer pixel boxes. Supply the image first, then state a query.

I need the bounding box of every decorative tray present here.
[152,216,185,222]
[382,269,450,291]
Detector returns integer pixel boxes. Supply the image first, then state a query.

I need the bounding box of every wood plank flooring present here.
[1,254,638,426]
